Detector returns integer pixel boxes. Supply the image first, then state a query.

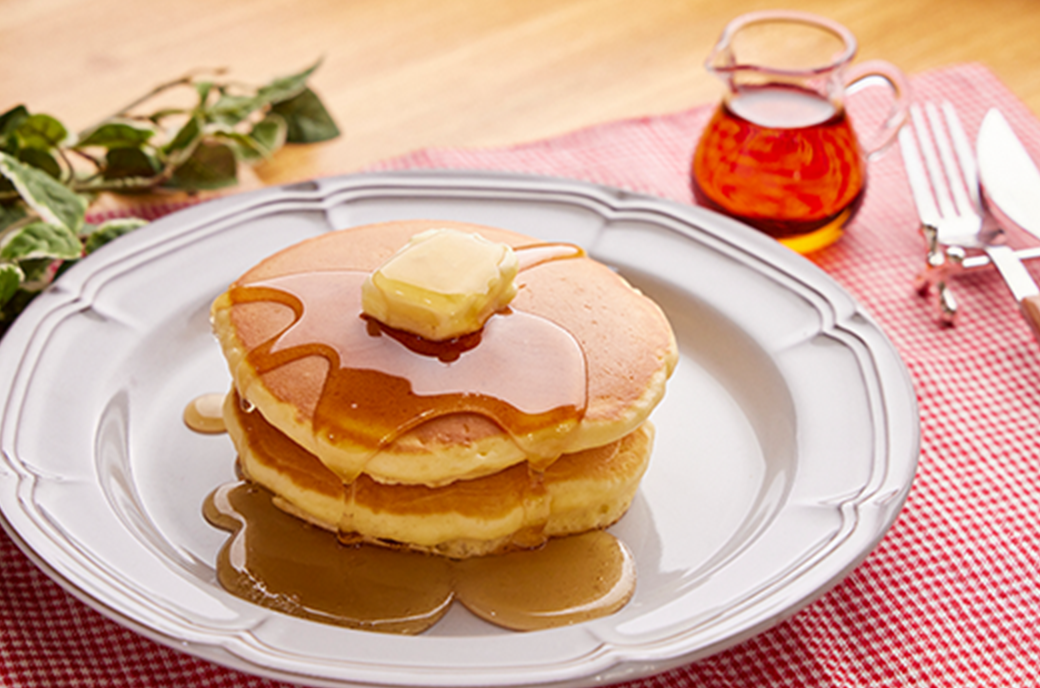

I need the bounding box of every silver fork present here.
[900,101,1040,326]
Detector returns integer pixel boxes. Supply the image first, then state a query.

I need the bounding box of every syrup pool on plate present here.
[691,85,866,252]
[182,392,227,434]
[200,478,635,634]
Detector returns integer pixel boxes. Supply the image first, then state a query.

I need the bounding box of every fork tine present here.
[899,111,941,227]
[913,104,957,220]
[926,102,974,218]
[941,101,980,207]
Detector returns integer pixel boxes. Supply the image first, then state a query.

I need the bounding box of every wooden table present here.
[3,0,1040,191]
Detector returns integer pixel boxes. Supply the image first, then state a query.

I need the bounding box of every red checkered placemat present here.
[3,62,1040,687]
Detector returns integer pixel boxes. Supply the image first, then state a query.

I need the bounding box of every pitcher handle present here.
[845,59,911,159]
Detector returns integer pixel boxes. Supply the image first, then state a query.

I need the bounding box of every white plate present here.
[0,170,919,688]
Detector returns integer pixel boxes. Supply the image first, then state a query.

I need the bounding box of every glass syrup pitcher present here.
[691,10,909,253]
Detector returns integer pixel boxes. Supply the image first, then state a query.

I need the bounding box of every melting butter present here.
[361,229,519,341]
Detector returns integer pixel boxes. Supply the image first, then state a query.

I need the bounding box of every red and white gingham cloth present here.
[3,62,1040,687]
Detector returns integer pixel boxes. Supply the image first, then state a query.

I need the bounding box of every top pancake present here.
[211,220,677,486]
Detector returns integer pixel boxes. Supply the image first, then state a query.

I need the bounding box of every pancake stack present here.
[210,220,677,558]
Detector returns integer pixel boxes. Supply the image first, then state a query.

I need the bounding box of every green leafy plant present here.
[0,60,339,336]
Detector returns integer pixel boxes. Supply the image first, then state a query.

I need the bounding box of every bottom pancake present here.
[223,391,652,559]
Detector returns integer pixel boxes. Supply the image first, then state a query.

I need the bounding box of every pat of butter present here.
[361,229,519,340]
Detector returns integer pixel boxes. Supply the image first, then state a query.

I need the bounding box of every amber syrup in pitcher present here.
[691,85,866,253]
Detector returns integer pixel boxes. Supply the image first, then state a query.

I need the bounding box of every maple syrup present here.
[203,480,635,633]
[692,85,866,253]
[227,243,590,472]
[182,392,227,434]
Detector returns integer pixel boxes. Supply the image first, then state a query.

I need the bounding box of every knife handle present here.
[1020,294,1040,343]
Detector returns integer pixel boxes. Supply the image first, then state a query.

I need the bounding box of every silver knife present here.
[977,108,1040,339]
[977,109,1040,239]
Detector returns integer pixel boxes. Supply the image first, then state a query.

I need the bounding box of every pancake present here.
[225,389,653,558]
[211,220,677,487]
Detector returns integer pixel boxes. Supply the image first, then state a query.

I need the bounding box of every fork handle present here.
[1020,295,1040,343]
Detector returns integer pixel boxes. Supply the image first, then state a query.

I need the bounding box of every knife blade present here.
[977,108,1040,339]
[977,108,1040,239]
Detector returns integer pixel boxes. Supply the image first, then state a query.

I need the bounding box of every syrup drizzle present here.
[228,242,589,469]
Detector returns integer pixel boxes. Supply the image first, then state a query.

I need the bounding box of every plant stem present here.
[71,168,176,194]
[78,66,229,136]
